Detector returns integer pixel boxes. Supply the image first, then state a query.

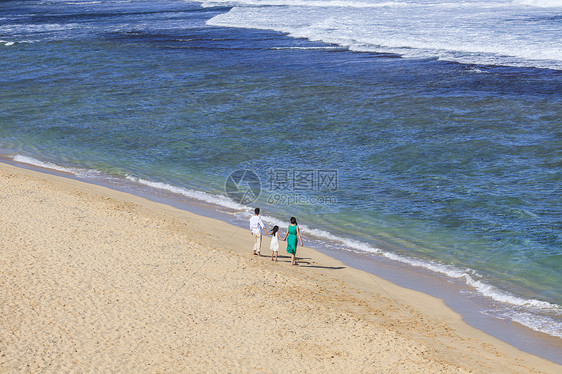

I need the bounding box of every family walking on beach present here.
[249,208,303,266]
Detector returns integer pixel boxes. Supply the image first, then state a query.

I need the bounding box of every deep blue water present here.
[1,0,560,340]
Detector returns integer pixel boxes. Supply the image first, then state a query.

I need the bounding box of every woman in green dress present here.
[283,217,303,266]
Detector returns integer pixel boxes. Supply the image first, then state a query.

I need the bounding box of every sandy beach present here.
[0,162,560,373]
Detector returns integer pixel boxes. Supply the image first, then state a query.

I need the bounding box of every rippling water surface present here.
[1,0,560,340]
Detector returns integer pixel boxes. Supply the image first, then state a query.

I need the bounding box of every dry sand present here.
[1,162,560,373]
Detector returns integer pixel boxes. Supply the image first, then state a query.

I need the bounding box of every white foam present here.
[367,246,560,314]
[271,46,345,50]
[484,309,562,337]
[203,0,562,9]
[203,0,562,70]
[201,0,409,8]
[125,175,248,211]
[14,154,109,179]
[515,0,562,7]
[65,1,103,4]
[0,23,80,34]
[14,155,81,174]
[465,277,560,311]
[468,67,489,73]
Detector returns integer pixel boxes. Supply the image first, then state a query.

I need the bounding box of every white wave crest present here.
[125,175,248,211]
[515,0,562,7]
[201,0,408,8]
[202,0,562,9]
[14,155,78,174]
[65,1,103,4]
[0,23,80,34]
[271,46,345,50]
[13,155,107,179]
[205,0,562,70]
[484,309,562,337]
[465,277,560,312]
[371,247,560,314]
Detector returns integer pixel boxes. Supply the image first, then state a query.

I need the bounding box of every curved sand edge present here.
[1,162,560,373]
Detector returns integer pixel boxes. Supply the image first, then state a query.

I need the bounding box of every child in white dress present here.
[269,225,281,261]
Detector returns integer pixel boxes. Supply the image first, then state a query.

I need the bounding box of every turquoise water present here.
[0,0,560,339]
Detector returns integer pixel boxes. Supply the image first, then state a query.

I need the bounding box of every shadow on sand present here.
[261,254,346,270]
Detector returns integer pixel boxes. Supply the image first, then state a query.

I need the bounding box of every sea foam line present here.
[203,0,562,70]
[201,0,562,9]
[13,155,97,177]
[200,0,409,8]
[125,175,248,211]
[515,0,562,7]
[488,309,562,338]
[271,46,345,50]
[306,227,560,313]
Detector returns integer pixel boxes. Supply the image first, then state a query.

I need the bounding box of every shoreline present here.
[1,161,560,372]
[3,154,561,364]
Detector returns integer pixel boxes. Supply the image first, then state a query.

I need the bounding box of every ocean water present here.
[1,0,561,346]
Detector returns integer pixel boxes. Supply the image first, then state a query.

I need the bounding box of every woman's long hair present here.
[290,217,297,225]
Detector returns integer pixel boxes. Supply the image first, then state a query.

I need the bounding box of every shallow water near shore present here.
[1,0,561,360]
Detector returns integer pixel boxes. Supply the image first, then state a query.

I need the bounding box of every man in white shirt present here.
[249,207,266,256]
